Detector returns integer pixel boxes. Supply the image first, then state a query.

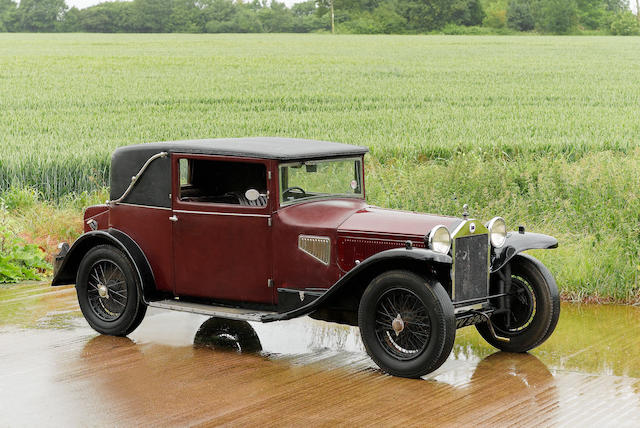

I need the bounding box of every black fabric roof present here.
[113,137,369,161]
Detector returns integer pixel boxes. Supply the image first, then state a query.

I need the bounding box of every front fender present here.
[263,247,452,322]
[491,232,558,273]
[51,228,156,303]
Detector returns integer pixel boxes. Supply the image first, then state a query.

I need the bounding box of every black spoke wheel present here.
[492,277,536,334]
[86,260,128,322]
[194,318,263,353]
[374,288,432,361]
[476,254,560,353]
[359,270,455,378]
[76,245,147,336]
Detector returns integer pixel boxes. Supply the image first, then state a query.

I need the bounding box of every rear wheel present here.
[476,254,560,352]
[76,245,146,336]
[358,270,456,378]
[194,318,262,353]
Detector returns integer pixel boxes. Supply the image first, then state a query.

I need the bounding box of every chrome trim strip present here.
[108,151,168,205]
[173,209,270,218]
[338,231,423,240]
[280,194,364,207]
[298,235,331,265]
[453,302,487,314]
[116,202,172,211]
[340,235,423,244]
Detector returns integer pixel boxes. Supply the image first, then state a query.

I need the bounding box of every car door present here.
[171,154,274,304]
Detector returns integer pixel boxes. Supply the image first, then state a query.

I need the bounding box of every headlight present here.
[428,225,451,254]
[486,217,507,248]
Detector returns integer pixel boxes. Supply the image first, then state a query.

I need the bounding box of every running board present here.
[147,300,276,322]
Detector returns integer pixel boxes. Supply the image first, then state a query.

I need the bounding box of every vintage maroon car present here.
[52,137,560,378]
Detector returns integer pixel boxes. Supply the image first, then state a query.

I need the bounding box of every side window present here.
[178,158,268,207]
[179,158,190,187]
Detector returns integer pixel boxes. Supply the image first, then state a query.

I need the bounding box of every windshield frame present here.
[278,156,365,207]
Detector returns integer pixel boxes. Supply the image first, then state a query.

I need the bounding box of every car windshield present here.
[279,158,363,205]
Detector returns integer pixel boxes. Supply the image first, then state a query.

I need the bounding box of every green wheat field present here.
[1,33,639,300]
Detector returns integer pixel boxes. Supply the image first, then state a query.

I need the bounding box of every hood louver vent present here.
[298,235,331,265]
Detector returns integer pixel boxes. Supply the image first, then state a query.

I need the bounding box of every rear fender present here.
[51,228,156,303]
[491,232,558,273]
[263,248,452,323]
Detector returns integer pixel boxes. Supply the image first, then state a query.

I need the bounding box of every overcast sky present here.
[66,0,638,13]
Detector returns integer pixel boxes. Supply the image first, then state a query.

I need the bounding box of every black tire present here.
[122,297,148,336]
[76,245,147,336]
[358,270,456,378]
[194,318,262,353]
[476,254,560,353]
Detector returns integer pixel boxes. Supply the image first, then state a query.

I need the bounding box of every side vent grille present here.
[298,235,331,265]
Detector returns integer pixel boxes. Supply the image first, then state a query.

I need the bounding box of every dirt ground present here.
[1,282,639,427]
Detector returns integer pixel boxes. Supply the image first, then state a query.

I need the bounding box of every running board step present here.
[147,300,276,322]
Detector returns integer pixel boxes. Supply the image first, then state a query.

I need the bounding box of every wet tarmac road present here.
[1,282,639,427]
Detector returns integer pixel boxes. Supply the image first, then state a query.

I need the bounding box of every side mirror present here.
[245,189,261,201]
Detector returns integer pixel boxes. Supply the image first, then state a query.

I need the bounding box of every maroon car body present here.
[52,137,560,378]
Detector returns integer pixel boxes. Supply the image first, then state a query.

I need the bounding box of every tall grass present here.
[0,34,639,300]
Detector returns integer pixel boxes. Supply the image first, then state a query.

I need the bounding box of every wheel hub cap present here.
[392,314,405,336]
[98,284,109,299]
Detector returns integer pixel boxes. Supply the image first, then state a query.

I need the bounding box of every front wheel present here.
[76,245,147,336]
[358,270,456,378]
[476,254,560,352]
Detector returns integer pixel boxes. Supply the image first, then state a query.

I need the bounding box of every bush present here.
[0,201,51,283]
[483,8,507,29]
[536,0,578,34]
[338,2,407,34]
[441,23,495,34]
[0,241,50,283]
[507,0,534,31]
[451,0,485,27]
[610,12,640,36]
[1,187,39,211]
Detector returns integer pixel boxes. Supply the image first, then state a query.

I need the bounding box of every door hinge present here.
[267,278,274,288]
[268,171,272,180]
[267,217,272,227]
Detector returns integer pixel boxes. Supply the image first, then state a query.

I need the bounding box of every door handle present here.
[169,215,178,222]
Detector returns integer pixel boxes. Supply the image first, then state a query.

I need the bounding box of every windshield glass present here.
[279,158,363,205]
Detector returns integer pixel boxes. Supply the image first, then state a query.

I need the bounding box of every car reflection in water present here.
[5,284,635,426]
[77,316,560,425]
[193,318,263,354]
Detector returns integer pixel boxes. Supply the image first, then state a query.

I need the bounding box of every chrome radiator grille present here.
[452,234,489,303]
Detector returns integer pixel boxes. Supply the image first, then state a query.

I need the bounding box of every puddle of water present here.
[2,282,640,378]
[0,282,80,330]
[1,282,639,426]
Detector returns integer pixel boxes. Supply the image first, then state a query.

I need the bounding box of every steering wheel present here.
[282,186,306,199]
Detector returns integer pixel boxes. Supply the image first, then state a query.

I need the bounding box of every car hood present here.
[338,206,462,239]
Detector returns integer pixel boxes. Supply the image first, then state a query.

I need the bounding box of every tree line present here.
[0,0,638,35]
